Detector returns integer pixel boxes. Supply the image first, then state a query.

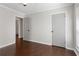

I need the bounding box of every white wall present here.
[65,6,74,50]
[0,5,24,48]
[74,4,79,55]
[24,6,74,50]
[75,4,79,49]
[25,12,52,45]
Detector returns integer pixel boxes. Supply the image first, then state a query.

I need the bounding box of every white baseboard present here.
[74,47,79,56]
[24,39,52,46]
[76,46,79,52]
[23,39,75,51]
[66,47,74,51]
[74,49,78,56]
[74,48,79,56]
[0,41,15,48]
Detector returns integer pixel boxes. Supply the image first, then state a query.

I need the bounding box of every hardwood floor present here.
[0,37,76,56]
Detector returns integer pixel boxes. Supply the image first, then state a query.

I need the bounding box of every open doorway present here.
[16,17,23,47]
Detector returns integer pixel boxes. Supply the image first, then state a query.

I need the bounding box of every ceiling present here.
[0,3,73,15]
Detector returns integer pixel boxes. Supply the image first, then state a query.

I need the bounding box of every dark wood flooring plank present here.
[0,37,76,56]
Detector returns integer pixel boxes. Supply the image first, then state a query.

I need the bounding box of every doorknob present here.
[28,29,30,32]
[51,31,53,32]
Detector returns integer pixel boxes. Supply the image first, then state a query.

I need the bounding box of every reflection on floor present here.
[0,37,76,56]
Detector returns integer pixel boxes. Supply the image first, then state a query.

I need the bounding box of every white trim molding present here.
[74,46,79,56]
[0,42,15,48]
[0,4,25,17]
[23,39,52,46]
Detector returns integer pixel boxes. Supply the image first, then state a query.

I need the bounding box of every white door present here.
[23,17,30,41]
[52,13,65,47]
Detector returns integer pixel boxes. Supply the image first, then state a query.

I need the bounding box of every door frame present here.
[15,16,23,42]
[51,13,66,48]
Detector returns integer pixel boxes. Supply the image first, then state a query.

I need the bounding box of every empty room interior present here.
[0,3,79,56]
